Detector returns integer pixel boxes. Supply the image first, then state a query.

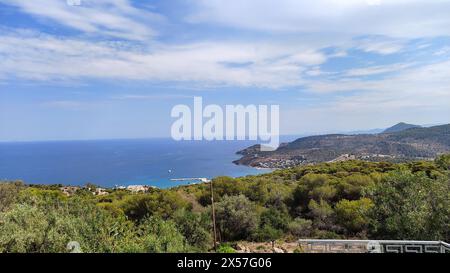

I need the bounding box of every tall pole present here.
[210,180,218,252]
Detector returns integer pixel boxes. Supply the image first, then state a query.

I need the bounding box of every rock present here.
[273,247,284,253]
[235,243,245,251]
[236,243,250,253]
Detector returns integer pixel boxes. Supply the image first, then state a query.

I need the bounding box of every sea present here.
[0,138,296,188]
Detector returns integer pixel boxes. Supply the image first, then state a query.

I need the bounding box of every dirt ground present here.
[233,241,367,253]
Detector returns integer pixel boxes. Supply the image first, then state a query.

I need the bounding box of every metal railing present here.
[297,239,450,253]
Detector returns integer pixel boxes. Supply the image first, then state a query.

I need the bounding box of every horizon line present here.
[1,122,448,144]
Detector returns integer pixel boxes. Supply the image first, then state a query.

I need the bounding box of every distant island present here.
[234,123,450,169]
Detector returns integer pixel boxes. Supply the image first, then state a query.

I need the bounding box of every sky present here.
[0,0,450,141]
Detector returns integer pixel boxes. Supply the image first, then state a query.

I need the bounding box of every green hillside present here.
[1,155,449,253]
[235,124,450,168]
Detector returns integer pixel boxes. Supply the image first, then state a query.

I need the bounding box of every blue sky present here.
[1,0,450,141]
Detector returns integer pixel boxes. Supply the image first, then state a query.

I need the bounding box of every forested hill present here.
[234,124,450,168]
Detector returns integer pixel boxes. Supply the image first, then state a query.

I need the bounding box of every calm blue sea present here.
[0,138,282,188]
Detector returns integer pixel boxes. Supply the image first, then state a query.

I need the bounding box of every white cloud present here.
[434,46,450,56]
[297,59,450,130]
[187,0,450,38]
[112,94,193,100]
[355,38,406,55]
[344,62,415,77]
[306,59,450,95]
[0,30,327,88]
[282,60,450,133]
[0,0,163,40]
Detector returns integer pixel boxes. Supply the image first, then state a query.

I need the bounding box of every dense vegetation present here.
[1,155,449,253]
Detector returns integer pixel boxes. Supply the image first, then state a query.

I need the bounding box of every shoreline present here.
[1,168,272,191]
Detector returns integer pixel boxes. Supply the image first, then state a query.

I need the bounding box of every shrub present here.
[288,218,313,238]
[435,154,450,170]
[217,243,236,253]
[120,191,190,221]
[0,204,74,253]
[307,199,334,230]
[252,224,283,242]
[334,198,374,234]
[337,174,375,200]
[369,171,450,241]
[215,195,259,241]
[0,181,25,212]
[0,195,138,253]
[136,216,188,253]
[173,209,212,251]
[259,207,291,232]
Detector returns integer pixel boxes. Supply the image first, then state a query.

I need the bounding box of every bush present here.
[252,224,283,242]
[309,184,337,201]
[307,199,334,230]
[337,175,375,200]
[0,181,25,212]
[259,207,291,232]
[0,193,139,253]
[0,204,74,253]
[215,195,259,241]
[292,174,336,210]
[217,243,236,253]
[173,209,212,251]
[136,216,189,253]
[120,191,190,221]
[288,218,313,238]
[435,154,450,170]
[313,230,342,239]
[334,198,374,235]
[369,171,450,241]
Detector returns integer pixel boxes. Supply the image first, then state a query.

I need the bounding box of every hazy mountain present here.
[383,122,421,133]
